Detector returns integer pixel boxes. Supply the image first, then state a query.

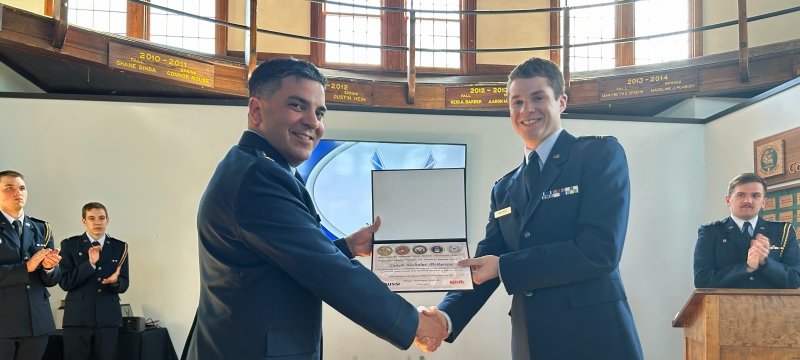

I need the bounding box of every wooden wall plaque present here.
[763,183,800,232]
[325,81,373,105]
[445,86,508,109]
[108,42,214,88]
[599,70,698,101]
[754,127,800,185]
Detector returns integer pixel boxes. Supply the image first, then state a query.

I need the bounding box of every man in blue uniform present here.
[60,202,130,360]
[423,58,643,359]
[185,58,445,360]
[0,170,62,360]
[694,172,800,288]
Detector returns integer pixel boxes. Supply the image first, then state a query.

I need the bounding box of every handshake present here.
[413,306,449,352]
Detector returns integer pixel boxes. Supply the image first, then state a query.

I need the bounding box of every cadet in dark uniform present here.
[426,58,643,359]
[0,170,62,360]
[694,173,800,288]
[59,202,129,360]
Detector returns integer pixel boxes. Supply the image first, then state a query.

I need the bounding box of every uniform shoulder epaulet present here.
[495,168,517,184]
[106,235,126,244]
[576,135,616,142]
[702,219,726,228]
[27,216,48,225]
[64,234,83,241]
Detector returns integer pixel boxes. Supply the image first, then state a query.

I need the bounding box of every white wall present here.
[0,93,706,359]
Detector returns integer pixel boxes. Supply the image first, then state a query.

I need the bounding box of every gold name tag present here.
[494,207,512,218]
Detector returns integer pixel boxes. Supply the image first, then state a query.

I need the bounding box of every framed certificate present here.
[371,168,473,292]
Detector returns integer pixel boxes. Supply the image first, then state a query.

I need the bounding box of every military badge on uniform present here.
[541,185,580,200]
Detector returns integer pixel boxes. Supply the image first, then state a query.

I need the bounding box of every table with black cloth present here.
[43,327,179,360]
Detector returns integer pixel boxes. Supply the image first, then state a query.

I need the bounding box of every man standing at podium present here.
[694,173,800,288]
[59,202,130,360]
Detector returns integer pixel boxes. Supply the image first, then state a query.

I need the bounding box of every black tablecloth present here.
[43,327,178,360]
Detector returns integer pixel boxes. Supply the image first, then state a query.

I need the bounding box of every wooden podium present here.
[673,289,800,360]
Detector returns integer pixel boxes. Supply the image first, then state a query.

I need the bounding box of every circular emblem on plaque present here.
[395,245,410,255]
[759,146,779,175]
[447,244,462,253]
[412,245,428,254]
[431,245,444,254]
[376,246,393,256]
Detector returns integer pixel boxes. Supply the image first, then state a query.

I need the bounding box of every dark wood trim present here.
[215,0,228,57]
[475,63,515,75]
[52,0,68,49]
[407,9,416,104]
[738,0,749,82]
[550,0,560,65]
[615,2,634,67]
[227,51,311,62]
[127,1,146,39]
[461,0,476,75]
[309,1,323,65]
[384,0,405,72]
[690,0,703,58]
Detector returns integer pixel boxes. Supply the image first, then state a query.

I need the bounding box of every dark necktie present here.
[742,221,753,240]
[92,241,101,248]
[12,220,24,258]
[12,219,22,238]
[525,151,540,198]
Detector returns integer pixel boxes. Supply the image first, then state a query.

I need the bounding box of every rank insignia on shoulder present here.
[260,151,275,162]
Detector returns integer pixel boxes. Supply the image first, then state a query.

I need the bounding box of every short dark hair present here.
[82,202,108,219]
[0,170,24,180]
[727,173,768,196]
[508,57,565,96]
[247,57,327,99]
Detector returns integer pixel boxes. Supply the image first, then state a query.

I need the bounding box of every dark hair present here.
[508,57,565,96]
[727,173,768,196]
[247,57,327,99]
[0,170,24,180]
[82,202,108,219]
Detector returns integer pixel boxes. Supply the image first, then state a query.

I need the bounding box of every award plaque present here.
[371,168,473,292]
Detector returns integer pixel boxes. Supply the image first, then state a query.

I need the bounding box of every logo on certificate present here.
[395,246,410,255]
[413,245,428,254]
[376,246,393,256]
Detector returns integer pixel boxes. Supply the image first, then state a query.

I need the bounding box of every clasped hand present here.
[746,234,770,272]
[27,248,61,272]
[414,306,448,352]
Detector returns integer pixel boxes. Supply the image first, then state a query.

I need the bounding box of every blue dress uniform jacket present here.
[186,131,419,360]
[439,131,643,360]
[59,234,130,327]
[0,216,61,338]
[694,217,800,289]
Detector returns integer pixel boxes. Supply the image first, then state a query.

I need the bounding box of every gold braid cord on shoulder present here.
[780,223,791,258]
[117,242,129,270]
[44,222,52,247]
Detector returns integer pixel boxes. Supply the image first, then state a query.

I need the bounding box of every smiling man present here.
[423,57,643,359]
[694,173,800,288]
[59,202,129,360]
[185,58,445,360]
